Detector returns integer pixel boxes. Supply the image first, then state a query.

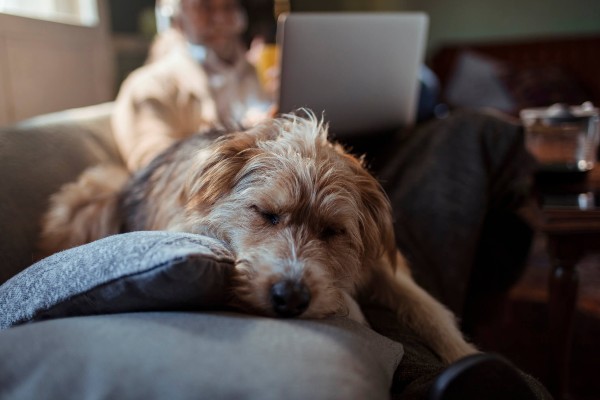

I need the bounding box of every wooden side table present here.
[533,169,600,400]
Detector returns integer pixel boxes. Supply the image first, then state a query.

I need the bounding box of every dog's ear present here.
[184,123,280,209]
[184,132,258,209]
[356,169,397,269]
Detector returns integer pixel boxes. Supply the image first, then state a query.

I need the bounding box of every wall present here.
[0,0,114,126]
[403,0,600,56]
[291,0,407,12]
[290,0,600,58]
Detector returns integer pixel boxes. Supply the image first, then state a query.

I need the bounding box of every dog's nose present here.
[270,280,311,318]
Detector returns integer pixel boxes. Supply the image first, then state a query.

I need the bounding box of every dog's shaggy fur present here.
[39,112,477,363]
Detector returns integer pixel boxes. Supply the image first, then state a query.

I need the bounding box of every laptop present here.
[277,12,429,138]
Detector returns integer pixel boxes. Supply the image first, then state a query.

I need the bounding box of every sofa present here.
[430,35,600,116]
[0,103,552,399]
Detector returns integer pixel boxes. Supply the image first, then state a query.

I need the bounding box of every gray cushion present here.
[0,231,403,399]
[0,231,235,330]
[0,312,403,400]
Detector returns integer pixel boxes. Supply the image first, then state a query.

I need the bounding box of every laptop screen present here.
[277,13,429,138]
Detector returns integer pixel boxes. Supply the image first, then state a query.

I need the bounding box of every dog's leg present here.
[369,252,478,364]
[37,164,129,258]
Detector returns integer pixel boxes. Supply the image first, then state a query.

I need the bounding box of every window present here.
[0,0,98,26]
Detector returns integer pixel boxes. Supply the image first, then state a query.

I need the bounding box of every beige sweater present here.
[112,30,269,171]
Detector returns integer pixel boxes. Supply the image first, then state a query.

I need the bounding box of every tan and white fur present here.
[39,112,477,363]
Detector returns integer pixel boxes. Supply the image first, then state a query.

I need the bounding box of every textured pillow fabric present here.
[0,312,403,400]
[0,231,235,329]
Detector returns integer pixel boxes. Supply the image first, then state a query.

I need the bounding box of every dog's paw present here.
[438,340,480,364]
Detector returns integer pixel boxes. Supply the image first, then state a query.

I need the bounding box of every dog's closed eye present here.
[251,205,280,226]
[320,226,346,241]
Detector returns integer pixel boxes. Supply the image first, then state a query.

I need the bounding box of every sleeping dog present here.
[39,112,477,363]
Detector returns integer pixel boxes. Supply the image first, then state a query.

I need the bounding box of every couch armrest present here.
[0,103,123,283]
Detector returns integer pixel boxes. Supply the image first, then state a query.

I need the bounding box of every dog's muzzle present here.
[270,280,311,318]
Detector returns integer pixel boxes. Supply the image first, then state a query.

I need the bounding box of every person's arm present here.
[112,61,217,171]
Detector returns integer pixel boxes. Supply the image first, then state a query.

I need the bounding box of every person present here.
[113,0,272,171]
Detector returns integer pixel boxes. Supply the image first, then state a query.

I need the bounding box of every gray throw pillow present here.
[0,312,403,400]
[0,231,235,329]
[0,230,404,400]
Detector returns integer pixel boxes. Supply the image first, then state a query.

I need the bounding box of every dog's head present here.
[184,112,396,318]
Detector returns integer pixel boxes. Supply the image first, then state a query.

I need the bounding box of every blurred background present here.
[0,0,599,126]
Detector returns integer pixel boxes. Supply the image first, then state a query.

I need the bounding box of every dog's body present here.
[39,113,477,363]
